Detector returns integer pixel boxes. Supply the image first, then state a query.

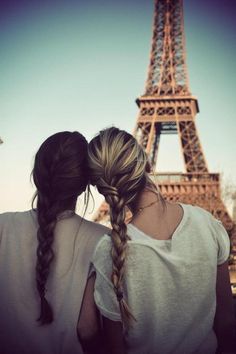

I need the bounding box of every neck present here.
[131,189,159,214]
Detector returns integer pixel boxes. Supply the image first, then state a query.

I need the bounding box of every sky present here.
[0,0,236,217]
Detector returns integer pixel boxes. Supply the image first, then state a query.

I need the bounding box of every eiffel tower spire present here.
[145,0,190,97]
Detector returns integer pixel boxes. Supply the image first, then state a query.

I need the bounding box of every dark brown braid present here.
[32,131,88,325]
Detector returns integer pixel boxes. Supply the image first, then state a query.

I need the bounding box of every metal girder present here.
[145,0,189,97]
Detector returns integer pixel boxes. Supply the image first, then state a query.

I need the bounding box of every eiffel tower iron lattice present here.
[93,0,236,258]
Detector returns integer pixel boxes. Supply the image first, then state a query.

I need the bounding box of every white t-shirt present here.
[0,210,108,354]
[92,204,230,354]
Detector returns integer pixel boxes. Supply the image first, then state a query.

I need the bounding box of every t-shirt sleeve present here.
[92,237,121,322]
[211,218,230,265]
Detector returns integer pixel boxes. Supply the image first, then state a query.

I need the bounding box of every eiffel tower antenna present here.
[94,0,236,249]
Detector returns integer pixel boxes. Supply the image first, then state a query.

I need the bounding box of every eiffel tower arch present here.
[94,0,236,261]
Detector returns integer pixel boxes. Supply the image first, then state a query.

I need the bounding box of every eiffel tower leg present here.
[177,119,208,173]
[151,124,161,167]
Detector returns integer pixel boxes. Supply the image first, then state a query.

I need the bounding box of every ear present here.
[145,160,152,173]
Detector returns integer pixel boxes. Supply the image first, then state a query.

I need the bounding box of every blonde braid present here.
[88,127,155,329]
[105,187,136,327]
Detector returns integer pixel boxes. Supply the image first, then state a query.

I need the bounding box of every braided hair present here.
[88,127,156,328]
[32,131,88,325]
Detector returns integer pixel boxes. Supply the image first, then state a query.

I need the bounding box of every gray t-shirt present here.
[92,204,230,354]
[0,210,108,354]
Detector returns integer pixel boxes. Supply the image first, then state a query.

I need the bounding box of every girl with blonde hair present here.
[88,127,235,354]
[0,131,109,354]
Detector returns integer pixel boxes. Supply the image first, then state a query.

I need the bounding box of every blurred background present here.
[0,0,236,218]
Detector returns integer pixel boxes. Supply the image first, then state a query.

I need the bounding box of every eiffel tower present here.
[94,0,236,252]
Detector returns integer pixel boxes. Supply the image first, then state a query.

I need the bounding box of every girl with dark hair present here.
[0,131,109,354]
[88,127,236,354]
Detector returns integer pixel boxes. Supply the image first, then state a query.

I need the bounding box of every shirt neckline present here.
[127,203,187,243]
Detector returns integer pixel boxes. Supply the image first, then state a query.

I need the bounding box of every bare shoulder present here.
[166,202,183,218]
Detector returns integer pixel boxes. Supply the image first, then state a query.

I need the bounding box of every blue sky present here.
[0,0,235,215]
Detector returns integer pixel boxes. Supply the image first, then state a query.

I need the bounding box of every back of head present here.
[88,127,153,328]
[88,127,149,208]
[33,131,88,207]
[32,131,88,325]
